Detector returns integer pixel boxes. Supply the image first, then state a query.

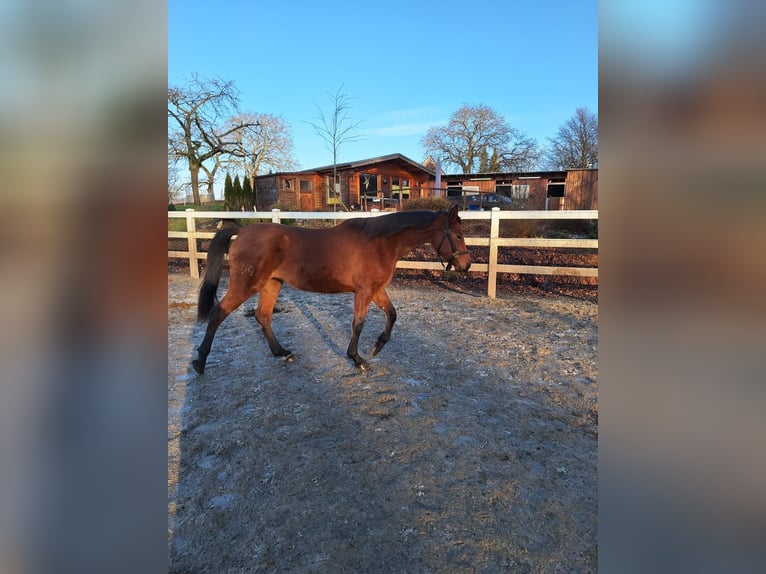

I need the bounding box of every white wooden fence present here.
[168,208,598,298]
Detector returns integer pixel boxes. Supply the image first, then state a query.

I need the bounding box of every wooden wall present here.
[253,175,278,210]
[564,169,598,210]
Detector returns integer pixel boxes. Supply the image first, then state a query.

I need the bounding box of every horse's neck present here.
[389,223,436,256]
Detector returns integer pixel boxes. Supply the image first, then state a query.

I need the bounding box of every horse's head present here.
[434,204,471,272]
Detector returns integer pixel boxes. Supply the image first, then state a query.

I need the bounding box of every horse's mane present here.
[343,210,440,241]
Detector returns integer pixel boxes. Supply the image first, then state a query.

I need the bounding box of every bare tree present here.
[168,74,261,205]
[421,104,540,173]
[199,156,224,203]
[168,155,183,204]
[306,85,364,210]
[225,112,299,188]
[543,107,598,169]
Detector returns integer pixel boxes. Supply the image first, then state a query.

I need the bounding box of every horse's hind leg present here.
[371,288,397,357]
[192,288,250,374]
[254,278,295,361]
[347,292,373,371]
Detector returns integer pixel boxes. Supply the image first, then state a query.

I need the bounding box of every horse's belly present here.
[278,267,353,294]
[291,278,350,293]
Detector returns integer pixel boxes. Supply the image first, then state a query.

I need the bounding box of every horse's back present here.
[228,223,289,256]
[231,222,358,255]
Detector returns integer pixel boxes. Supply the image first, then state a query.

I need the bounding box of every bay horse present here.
[191,204,471,373]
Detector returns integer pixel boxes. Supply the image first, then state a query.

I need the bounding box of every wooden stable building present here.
[253,153,437,212]
[254,153,598,211]
[439,168,598,211]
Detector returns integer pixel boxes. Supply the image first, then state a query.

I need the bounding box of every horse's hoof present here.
[283,353,296,363]
[191,360,205,374]
[356,360,371,372]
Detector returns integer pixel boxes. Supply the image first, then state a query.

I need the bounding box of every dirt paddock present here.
[168,271,598,573]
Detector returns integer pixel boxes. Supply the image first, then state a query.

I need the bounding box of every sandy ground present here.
[168,271,597,573]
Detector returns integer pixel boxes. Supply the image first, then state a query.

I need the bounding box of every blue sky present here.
[169,0,597,172]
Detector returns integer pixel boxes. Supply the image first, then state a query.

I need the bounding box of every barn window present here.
[299,179,312,192]
[392,177,410,199]
[446,182,463,198]
[546,180,565,198]
[495,180,513,195]
[511,184,530,199]
[360,173,378,194]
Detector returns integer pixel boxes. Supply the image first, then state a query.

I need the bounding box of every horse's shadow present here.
[287,302,343,361]
[245,289,370,362]
[396,270,482,298]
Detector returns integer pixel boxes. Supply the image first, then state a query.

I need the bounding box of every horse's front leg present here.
[371,288,397,357]
[347,293,372,371]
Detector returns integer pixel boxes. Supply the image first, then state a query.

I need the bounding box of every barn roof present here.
[299,153,435,176]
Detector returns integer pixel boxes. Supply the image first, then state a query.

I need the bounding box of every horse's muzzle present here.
[448,253,471,272]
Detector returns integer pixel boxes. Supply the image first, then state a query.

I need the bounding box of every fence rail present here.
[168,208,598,298]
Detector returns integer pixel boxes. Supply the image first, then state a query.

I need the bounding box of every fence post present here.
[487,207,500,298]
[185,209,199,279]
[271,208,281,224]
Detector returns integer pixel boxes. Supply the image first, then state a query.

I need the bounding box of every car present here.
[464,193,513,210]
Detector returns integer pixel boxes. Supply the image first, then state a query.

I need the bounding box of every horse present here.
[191,204,471,373]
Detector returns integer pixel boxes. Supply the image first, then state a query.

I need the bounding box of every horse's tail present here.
[198,226,239,322]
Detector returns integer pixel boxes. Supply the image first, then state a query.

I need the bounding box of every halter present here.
[436,211,470,271]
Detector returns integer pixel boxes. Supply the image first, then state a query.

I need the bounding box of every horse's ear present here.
[448,203,459,220]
